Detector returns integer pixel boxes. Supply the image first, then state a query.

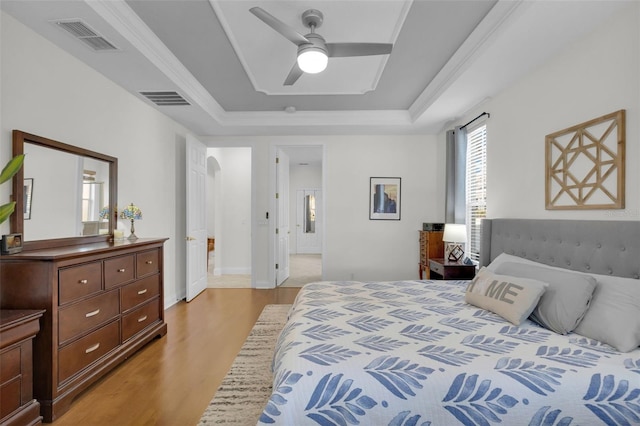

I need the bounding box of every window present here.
[465,124,487,262]
[82,182,103,222]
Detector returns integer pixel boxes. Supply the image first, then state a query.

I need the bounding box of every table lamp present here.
[119,203,142,241]
[443,223,467,262]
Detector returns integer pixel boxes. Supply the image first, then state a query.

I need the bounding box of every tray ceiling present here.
[0,0,631,135]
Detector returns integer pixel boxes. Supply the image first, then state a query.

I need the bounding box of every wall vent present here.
[139,91,191,106]
[53,19,118,51]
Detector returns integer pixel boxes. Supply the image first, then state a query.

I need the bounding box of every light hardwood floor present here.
[52,287,300,426]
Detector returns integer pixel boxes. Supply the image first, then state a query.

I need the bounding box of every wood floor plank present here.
[52,287,299,426]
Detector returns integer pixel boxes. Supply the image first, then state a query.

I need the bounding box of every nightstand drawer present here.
[0,377,20,419]
[429,258,476,280]
[430,260,445,276]
[0,346,20,384]
[59,262,103,305]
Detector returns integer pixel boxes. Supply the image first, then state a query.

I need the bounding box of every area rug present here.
[197,304,291,425]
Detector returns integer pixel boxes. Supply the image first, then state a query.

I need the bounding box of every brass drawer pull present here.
[85,309,100,318]
[85,343,100,354]
[137,315,148,323]
[118,268,126,273]
[137,289,148,295]
[145,260,153,265]
[79,279,88,284]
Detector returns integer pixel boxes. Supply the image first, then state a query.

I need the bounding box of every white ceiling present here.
[1,0,630,137]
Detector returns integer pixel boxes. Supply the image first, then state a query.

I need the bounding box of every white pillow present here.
[465,267,547,325]
[487,253,640,352]
[573,273,640,353]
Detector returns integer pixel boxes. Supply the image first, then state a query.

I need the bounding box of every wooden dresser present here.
[0,309,44,426]
[0,238,168,422]
[419,231,444,279]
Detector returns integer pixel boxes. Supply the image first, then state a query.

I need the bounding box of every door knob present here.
[185,236,196,241]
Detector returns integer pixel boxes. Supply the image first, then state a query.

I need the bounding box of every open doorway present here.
[206,147,253,288]
[276,146,323,288]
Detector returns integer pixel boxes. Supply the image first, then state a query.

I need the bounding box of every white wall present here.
[206,147,252,275]
[203,135,446,286]
[1,12,189,307]
[206,156,220,238]
[454,3,639,220]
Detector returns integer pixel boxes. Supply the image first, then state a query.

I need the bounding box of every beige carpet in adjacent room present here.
[208,254,321,288]
[279,254,321,287]
[197,304,291,425]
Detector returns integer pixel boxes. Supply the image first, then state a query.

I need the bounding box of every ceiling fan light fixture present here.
[297,48,328,74]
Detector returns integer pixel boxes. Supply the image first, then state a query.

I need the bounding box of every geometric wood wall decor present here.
[545,109,625,210]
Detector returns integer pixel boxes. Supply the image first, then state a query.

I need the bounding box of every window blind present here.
[465,124,487,262]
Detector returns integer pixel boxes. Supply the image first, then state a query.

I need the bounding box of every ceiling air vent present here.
[53,19,118,51]
[139,91,191,106]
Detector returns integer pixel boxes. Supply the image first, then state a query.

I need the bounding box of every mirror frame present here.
[11,130,118,251]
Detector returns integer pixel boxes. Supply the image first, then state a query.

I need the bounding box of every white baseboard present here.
[254,280,273,289]
[218,267,251,275]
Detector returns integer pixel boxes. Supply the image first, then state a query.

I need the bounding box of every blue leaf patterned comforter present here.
[259,280,640,426]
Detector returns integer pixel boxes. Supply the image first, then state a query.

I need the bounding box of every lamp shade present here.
[443,223,467,243]
[297,48,328,74]
[119,203,142,220]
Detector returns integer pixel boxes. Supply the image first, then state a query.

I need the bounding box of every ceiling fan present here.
[249,7,393,86]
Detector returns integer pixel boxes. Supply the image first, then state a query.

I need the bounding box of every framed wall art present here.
[545,110,625,210]
[369,177,401,220]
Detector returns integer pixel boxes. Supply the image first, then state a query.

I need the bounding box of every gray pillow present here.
[465,267,547,325]
[488,253,640,352]
[495,261,597,335]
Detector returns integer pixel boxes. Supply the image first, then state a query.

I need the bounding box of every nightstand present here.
[428,258,476,280]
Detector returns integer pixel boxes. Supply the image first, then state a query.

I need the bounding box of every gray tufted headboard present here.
[480,218,640,280]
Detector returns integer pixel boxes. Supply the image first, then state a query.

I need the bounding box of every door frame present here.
[269,144,326,288]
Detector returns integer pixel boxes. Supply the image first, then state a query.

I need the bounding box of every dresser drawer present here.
[58,290,120,345]
[0,377,20,420]
[58,320,120,384]
[122,300,160,342]
[121,275,160,312]
[137,249,160,277]
[59,262,103,305]
[0,346,20,384]
[104,255,135,289]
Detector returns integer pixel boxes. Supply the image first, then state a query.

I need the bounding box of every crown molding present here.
[408,0,528,122]
[218,109,412,128]
[86,0,226,122]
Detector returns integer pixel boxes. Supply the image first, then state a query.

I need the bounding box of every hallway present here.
[207,253,321,288]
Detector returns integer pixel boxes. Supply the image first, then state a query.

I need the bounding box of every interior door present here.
[276,149,290,286]
[185,134,207,301]
[296,189,322,254]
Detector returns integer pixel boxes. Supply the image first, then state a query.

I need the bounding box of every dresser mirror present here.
[11,130,117,250]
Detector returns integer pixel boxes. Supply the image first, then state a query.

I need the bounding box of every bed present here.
[259,219,640,426]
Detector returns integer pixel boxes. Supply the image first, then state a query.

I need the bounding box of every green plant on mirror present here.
[0,155,25,225]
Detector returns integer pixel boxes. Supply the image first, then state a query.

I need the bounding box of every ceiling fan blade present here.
[249,7,309,46]
[284,62,304,86]
[326,43,393,58]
